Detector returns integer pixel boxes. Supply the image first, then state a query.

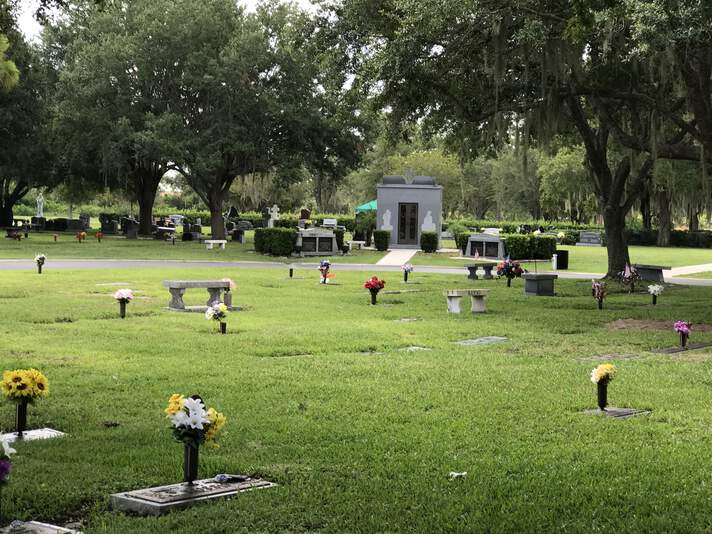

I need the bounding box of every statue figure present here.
[36,192,44,218]
[267,204,280,228]
[381,209,393,231]
[421,210,436,232]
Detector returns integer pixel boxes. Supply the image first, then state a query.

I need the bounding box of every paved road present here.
[2,258,710,286]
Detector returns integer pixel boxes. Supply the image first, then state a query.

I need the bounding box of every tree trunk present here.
[656,190,672,247]
[603,206,630,277]
[209,195,226,240]
[0,203,12,227]
[688,203,700,232]
[137,169,162,236]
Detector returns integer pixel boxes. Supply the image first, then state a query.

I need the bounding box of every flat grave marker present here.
[0,428,65,443]
[110,476,276,516]
[0,521,79,533]
[454,336,508,346]
[581,407,651,419]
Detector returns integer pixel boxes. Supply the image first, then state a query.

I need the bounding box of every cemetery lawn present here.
[2,269,712,532]
[413,244,712,273]
[0,233,385,264]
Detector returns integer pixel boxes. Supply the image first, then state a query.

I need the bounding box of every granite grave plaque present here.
[110,477,276,516]
[0,428,65,443]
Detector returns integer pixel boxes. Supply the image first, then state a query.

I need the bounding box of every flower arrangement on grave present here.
[674,320,691,349]
[113,289,133,319]
[364,276,385,305]
[165,394,226,483]
[496,258,524,287]
[591,280,607,309]
[96,231,104,243]
[647,284,664,305]
[401,263,414,283]
[590,363,616,411]
[1,369,50,436]
[617,263,640,293]
[318,259,333,284]
[556,231,565,240]
[205,303,229,334]
[34,253,46,274]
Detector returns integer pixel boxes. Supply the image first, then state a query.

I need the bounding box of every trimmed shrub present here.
[373,230,391,251]
[502,234,529,259]
[420,231,439,253]
[254,228,296,256]
[335,228,345,251]
[253,228,266,253]
[503,234,556,260]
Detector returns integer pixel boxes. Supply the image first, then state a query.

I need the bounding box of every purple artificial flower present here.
[0,459,11,482]
[673,321,691,335]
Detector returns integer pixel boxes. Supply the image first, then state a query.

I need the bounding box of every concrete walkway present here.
[667,263,712,276]
[376,249,418,266]
[2,258,712,286]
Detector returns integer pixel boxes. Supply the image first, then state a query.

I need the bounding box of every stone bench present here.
[348,240,366,250]
[205,240,227,250]
[464,262,499,280]
[444,289,490,314]
[162,280,231,312]
[633,264,670,283]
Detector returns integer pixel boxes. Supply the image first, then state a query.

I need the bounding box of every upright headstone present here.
[576,231,602,247]
[267,205,280,228]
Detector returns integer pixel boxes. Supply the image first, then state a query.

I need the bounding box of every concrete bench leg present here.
[168,288,186,310]
[206,288,222,307]
[446,295,463,313]
[206,243,214,250]
[467,266,479,280]
[220,243,225,250]
[470,295,487,313]
[483,266,494,280]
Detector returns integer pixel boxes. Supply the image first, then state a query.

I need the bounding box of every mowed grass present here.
[413,244,712,273]
[2,268,712,532]
[0,232,385,264]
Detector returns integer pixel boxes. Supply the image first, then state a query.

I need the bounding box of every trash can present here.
[555,249,569,270]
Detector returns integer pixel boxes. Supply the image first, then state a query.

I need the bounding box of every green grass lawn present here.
[1,267,712,532]
[413,244,712,273]
[0,232,386,264]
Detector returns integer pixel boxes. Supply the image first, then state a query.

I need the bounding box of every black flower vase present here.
[119,300,127,319]
[598,299,603,310]
[597,380,608,411]
[370,289,378,305]
[37,263,42,274]
[680,332,688,349]
[183,443,199,484]
[403,271,408,283]
[507,277,512,288]
[289,268,294,278]
[220,322,227,335]
[652,295,657,305]
[16,397,28,436]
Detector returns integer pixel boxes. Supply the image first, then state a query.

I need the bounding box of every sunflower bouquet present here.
[1,369,50,435]
[165,394,227,483]
[1,369,49,403]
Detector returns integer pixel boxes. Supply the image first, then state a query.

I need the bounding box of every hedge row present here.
[444,218,604,233]
[627,229,712,248]
[420,232,438,253]
[503,234,557,260]
[253,228,297,256]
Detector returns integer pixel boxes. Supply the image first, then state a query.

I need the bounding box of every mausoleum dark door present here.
[398,203,418,245]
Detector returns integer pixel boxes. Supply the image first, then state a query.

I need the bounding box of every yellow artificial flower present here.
[217,303,228,314]
[26,368,49,397]
[591,363,616,383]
[204,407,226,446]
[2,369,50,400]
[164,393,185,416]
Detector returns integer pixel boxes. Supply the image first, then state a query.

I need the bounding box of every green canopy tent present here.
[355,200,377,213]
